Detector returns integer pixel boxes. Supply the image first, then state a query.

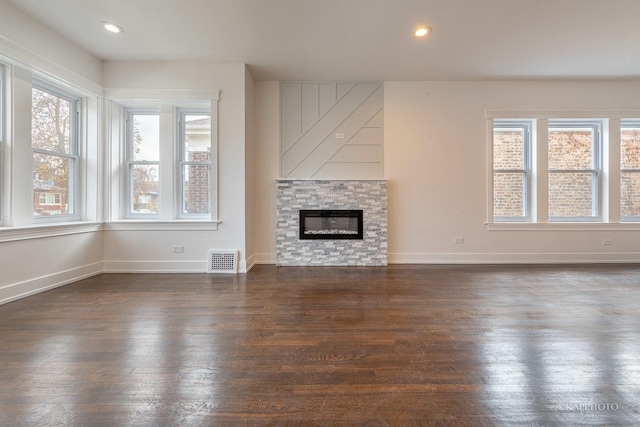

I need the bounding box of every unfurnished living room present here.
[0,0,639,425]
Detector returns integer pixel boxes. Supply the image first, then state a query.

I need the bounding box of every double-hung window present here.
[178,110,211,217]
[493,120,532,221]
[620,121,640,220]
[125,110,160,216]
[117,96,216,222]
[31,84,79,219]
[547,120,602,220]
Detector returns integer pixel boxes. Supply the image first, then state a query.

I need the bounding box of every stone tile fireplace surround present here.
[276,179,387,266]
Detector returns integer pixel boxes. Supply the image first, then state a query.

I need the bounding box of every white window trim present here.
[0,41,100,237]
[106,88,220,227]
[0,221,102,243]
[486,111,640,230]
[177,108,212,219]
[31,81,81,223]
[123,108,161,219]
[620,119,640,222]
[547,119,603,222]
[492,119,533,222]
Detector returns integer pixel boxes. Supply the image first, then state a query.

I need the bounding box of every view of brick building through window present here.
[493,128,527,218]
[184,150,210,214]
[547,126,597,218]
[621,125,640,217]
[182,115,211,215]
[495,122,640,220]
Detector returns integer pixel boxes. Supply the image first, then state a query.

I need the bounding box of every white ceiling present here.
[6,0,640,81]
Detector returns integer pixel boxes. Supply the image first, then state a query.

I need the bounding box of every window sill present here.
[104,220,220,232]
[487,222,640,231]
[0,221,103,243]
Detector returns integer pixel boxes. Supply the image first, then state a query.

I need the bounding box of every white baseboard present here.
[0,262,104,305]
[5,252,637,306]
[243,255,256,273]
[388,252,640,264]
[103,260,208,273]
[252,253,277,265]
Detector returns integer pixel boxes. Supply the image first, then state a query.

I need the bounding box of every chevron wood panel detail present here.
[280,82,383,179]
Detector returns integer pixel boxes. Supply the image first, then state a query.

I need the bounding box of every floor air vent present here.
[207,250,238,274]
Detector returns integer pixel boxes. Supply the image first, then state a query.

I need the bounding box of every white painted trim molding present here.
[0,34,102,95]
[485,110,640,119]
[252,253,277,265]
[104,259,250,274]
[0,221,103,243]
[103,260,208,273]
[104,88,220,102]
[388,252,640,264]
[486,222,640,231]
[104,221,220,232]
[0,262,103,305]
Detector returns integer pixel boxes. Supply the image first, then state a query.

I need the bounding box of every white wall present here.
[280,82,383,179]
[102,61,252,272]
[244,66,256,269]
[254,80,640,263]
[0,230,104,304]
[0,0,102,90]
[0,0,105,304]
[253,81,280,263]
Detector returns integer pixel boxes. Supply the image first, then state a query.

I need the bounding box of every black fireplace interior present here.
[299,209,364,240]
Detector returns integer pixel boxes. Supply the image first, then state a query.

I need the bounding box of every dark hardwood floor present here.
[1,264,639,426]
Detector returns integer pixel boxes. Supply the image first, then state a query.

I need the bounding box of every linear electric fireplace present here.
[299,209,364,240]
[276,179,386,266]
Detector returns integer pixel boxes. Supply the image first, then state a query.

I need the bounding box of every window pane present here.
[32,88,72,154]
[493,129,524,170]
[621,126,640,170]
[132,114,160,161]
[493,172,525,217]
[621,172,640,217]
[548,128,593,170]
[184,115,211,161]
[33,153,71,216]
[548,172,595,217]
[132,164,158,214]
[183,164,210,214]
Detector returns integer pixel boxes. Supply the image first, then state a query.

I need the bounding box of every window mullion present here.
[536,119,549,223]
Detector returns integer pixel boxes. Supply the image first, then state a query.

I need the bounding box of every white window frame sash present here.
[620,120,640,222]
[31,82,80,222]
[107,89,220,225]
[124,109,161,218]
[547,121,602,222]
[177,109,212,219]
[492,120,532,222]
[127,160,160,216]
[620,169,640,221]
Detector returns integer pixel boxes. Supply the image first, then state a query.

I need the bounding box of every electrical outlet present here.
[455,237,465,244]
[172,245,184,253]
[602,239,613,247]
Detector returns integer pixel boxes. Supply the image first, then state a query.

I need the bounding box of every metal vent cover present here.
[207,249,238,274]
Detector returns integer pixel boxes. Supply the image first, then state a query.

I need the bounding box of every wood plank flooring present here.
[1,264,639,426]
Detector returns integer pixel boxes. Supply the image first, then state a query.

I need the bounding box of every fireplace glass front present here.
[299,210,364,240]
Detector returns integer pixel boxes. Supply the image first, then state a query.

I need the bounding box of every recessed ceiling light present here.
[415,26,431,37]
[101,21,124,34]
